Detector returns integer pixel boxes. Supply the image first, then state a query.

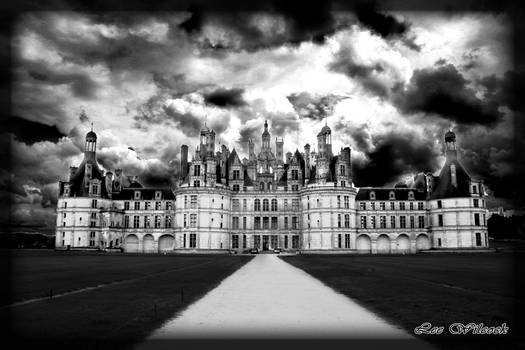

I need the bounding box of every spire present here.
[90,122,93,132]
[444,129,457,160]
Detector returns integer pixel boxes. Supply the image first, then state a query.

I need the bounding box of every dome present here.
[317,125,331,136]
[86,130,97,140]
[445,130,456,142]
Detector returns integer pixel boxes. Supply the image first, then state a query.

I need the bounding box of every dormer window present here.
[370,191,376,200]
[450,164,457,187]
[408,191,414,200]
[389,191,395,200]
[155,191,161,200]
[134,191,140,200]
[472,184,478,194]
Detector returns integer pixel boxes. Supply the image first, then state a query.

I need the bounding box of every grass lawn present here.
[281,252,524,350]
[3,250,252,350]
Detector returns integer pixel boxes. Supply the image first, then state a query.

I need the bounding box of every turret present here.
[276,137,284,164]
[262,120,271,150]
[84,124,97,162]
[445,130,457,160]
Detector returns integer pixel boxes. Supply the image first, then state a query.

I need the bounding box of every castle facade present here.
[55,121,489,254]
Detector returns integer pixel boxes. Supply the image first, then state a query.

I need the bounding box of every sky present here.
[3,5,523,234]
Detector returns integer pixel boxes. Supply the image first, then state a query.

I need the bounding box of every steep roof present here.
[112,188,175,200]
[356,187,427,201]
[430,158,472,199]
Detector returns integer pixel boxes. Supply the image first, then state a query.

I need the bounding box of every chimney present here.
[181,145,189,179]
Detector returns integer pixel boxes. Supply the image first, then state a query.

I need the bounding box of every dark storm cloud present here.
[178,1,345,51]
[162,106,201,137]
[2,117,66,145]
[239,123,261,144]
[329,46,391,98]
[27,63,98,99]
[351,130,441,187]
[287,92,346,120]
[203,88,246,107]
[393,63,502,125]
[479,70,525,113]
[354,2,419,50]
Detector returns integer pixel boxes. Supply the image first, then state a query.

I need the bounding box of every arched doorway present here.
[396,234,410,254]
[356,235,371,253]
[143,234,155,253]
[416,234,431,251]
[158,235,174,253]
[124,234,139,253]
[377,234,391,254]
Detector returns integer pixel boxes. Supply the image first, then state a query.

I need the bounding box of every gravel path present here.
[137,254,435,347]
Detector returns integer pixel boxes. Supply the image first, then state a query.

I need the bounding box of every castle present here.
[55,120,489,253]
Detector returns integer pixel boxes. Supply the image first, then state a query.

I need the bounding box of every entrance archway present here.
[158,235,174,253]
[416,234,431,251]
[124,234,139,253]
[356,235,371,253]
[396,234,410,254]
[143,234,155,253]
[377,234,391,254]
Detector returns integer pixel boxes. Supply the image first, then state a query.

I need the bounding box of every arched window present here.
[271,199,278,211]
[408,191,414,200]
[263,199,269,211]
[259,182,264,191]
[254,199,261,211]
[268,182,272,191]
[389,191,395,200]
[370,191,376,200]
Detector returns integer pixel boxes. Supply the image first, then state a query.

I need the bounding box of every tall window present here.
[418,216,425,228]
[271,217,278,229]
[190,195,198,209]
[292,184,299,191]
[165,215,171,228]
[344,214,350,228]
[243,235,247,248]
[263,199,269,211]
[360,202,366,210]
[243,217,247,229]
[400,216,406,228]
[338,214,341,228]
[292,199,299,210]
[232,169,240,180]
[345,234,350,249]
[124,216,129,228]
[337,196,341,208]
[233,184,240,192]
[194,165,200,176]
[473,199,479,208]
[190,214,197,228]
[145,201,150,210]
[243,199,247,211]
[124,202,130,210]
[254,199,261,211]
[232,235,239,248]
[183,214,187,228]
[189,233,197,248]
[380,202,386,210]
[144,216,150,228]
[284,217,289,229]
[399,202,406,210]
[155,215,161,228]
[254,217,261,229]
[390,202,395,210]
[292,235,299,248]
[166,201,172,211]
[338,234,342,248]
[437,200,442,209]
[409,202,414,210]
[284,199,288,210]
[390,216,396,228]
[91,199,97,208]
[410,216,415,228]
[370,202,375,210]
[232,217,239,229]
[360,216,367,228]
[344,196,349,209]
[474,213,480,226]
[292,217,298,229]
[380,216,386,228]
[339,164,345,176]
[284,236,289,248]
[232,199,240,211]
[263,217,269,229]
[155,201,161,210]
[291,169,299,180]
[271,199,278,211]
[418,202,424,210]
[133,215,139,228]
[438,214,443,227]
[370,216,376,228]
